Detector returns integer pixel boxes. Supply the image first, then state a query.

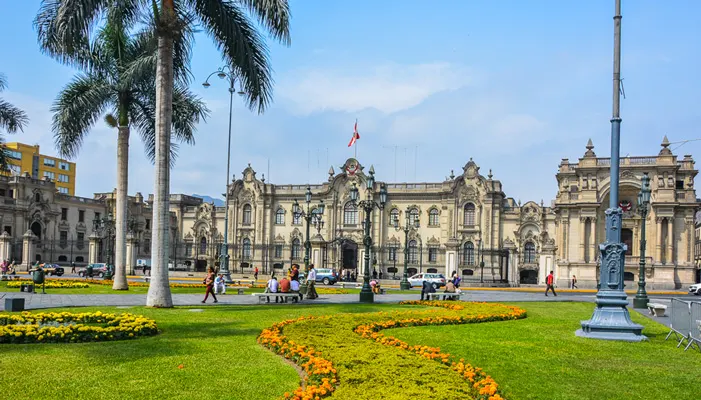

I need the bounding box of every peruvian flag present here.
[347,120,360,147]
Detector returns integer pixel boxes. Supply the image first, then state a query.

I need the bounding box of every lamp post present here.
[93,212,115,266]
[394,207,419,290]
[202,66,245,284]
[349,166,387,303]
[577,0,646,341]
[293,186,325,274]
[478,238,485,283]
[633,173,651,308]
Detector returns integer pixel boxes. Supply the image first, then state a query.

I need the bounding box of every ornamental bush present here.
[0,311,158,344]
[6,280,89,289]
[260,301,526,400]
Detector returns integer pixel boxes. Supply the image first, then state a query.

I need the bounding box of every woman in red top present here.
[202,267,218,303]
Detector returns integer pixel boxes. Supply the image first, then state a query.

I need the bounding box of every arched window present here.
[464,203,475,226]
[242,238,251,260]
[200,237,207,254]
[429,208,440,226]
[408,208,419,227]
[292,208,301,225]
[242,204,252,225]
[292,238,301,260]
[34,193,40,203]
[75,256,84,263]
[408,240,418,263]
[524,242,536,264]
[344,202,358,225]
[463,242,475,265]
[275,208,285,225]
[30,221,42,239]
[58,255,68,262]
[389,209,400,226]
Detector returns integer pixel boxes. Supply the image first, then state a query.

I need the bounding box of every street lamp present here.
[93,212,115,265]
[293,186,325,273]
[349,166,387,303]
[478,238,485,283]
[202,66,245,283]
[394,206,419,290]
[633,173,652,308]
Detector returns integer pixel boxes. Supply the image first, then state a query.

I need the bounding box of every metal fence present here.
[665,298,701,352]
[456,246,511,283]
[689,301,701,352]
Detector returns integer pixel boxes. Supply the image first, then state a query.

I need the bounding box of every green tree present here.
[0,74,29,171]
[47,16,208,291]
[36,0,290,307]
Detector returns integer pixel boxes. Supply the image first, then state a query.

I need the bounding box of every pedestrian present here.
[420,280,436,301]
[290,264,300,282]
[214,273,226,295]
[545,270,557,297]
[306,264,318,299]
[254,266,259,281]
[201,267,218,303]
[372,268,377,279]
[379,271,383,280]
[452,272,462,288]
[70,262,76,274]
[571,275,578,289]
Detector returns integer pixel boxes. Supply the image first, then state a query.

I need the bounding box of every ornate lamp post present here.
[293,186,325,273]
[577,0,646,341]
[394,206,419,290]
[93,212,115,265]
[202,66,245,283]
[478,238,485,283]
[633,173,652,308]
[349,166,387,303]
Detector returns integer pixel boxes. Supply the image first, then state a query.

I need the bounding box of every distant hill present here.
[192,194,225,207]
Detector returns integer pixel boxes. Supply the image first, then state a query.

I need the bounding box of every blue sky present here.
[1,0,700,203]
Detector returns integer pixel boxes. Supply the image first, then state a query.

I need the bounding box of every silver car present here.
[689,283,701,295]
[408,273,446,289]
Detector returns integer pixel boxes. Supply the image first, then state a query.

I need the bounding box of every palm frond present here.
[0,74,7,91]
[0,100,30,134]
[238,0,291,46]
[192,0,274,113]
[51,73,114,159]
[171,85,209,145]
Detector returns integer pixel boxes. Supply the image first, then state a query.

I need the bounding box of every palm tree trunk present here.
[112,125,130,290]
[146,5,175,307]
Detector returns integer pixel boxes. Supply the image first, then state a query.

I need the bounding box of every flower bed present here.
[0,311,158,344]
[260,301,526,400]
[315,288,349,295]
[6,280,89,289]
[86,279,204,289]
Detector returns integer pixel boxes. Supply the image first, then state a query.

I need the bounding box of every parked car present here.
[408,273,446,289]
[41,263,64,277]
[689,283,701,295]
[78,263,109,278]
[314,268,338,285]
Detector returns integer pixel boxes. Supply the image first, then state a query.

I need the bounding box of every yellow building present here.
[3,142,76,195]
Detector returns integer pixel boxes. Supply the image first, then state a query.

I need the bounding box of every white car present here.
[689,283,701,295]
[408,273,446,289]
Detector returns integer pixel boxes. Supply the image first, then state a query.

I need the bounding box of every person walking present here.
[202,267,218,303]
[571,275,578,289]
[254,266,259,281]
[70,262,76,274]
[306,264,318,299]
[545,271,557,297]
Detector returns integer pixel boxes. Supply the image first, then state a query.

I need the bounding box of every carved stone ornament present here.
[197,203,213,222]
[462,158,480,179]
[620,169,636,180]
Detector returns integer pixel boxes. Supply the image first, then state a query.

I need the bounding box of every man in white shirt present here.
[290,278,301,301]
[214,274,226,295]
[306,265,318,299]
[266,276,279,303]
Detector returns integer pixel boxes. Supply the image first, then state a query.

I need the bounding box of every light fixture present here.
[202,81,211,88]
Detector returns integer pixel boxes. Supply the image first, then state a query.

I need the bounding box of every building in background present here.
[2,142,76,195]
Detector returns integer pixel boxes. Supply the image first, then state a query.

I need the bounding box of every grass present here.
[1,302,697,399]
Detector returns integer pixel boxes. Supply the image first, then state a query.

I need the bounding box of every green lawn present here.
[1,302,697,400]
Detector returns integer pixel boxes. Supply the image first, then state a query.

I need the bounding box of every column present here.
[579,217,586,261]
[655,217,663,263]
[589,217,597,262]
[22,230,36,269]
[444,240,459,278]
[667,218,674,264]
[0,231,11,262]
[126,232,137,275]
[88,232,101,264]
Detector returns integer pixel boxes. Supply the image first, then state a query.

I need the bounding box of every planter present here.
[4,297,25,312]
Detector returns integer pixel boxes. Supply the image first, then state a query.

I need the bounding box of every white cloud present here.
[277,62,473,115]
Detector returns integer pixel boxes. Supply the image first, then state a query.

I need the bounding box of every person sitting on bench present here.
[290,278,302,301]
[265,276,279,303]
[420,280,436,301]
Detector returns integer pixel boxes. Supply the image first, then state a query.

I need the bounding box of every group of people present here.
[420,271,463,300]
[264,264,318,303]
[0,260,17,275]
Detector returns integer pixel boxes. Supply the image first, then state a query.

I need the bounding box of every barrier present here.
[687,302,701,352]
[665,298,691,348]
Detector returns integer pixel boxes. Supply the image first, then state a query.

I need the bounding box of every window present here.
[242,204,252,225]
[59,162,70,171]
[58,187,69,194]
[58,174,69,183]
[43,158,56,167]
[242,238,252,260]
[144,239,151,254]
[75,256,84,263]
[77,232,85,249]
[59,230,68,247]
[389,209,399,226]
[6,150,21,160]
[43,171,55,180]
[429,208,440,226]
[291,239,301,260]
[0,189,4,197]
[274,244,283,259]
[388,245,397,261]
[311,208,321,225]
[145,219,150,230]
[463,242,475,265]
[8,164,20,176]
[199,237,206,254]
[408,240,418,263]
[428,246,438,263]
[343,202,358,225]
[34,193,41,202]
[524,242,536,264]
[78,210,85,223]
[4,226,11,236]
[185,244,192,256]
[463,203,475,226]
[60,208,67,220]
[275,208,285,225]
[408,208,419,227]
[676,180,684,190]
[95,212,101,221]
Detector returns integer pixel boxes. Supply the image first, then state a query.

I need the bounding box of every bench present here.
[252,292,301,303]
[340,282,361,289]
[232,279,255,286]
[647,303,667,317]
[427,292,462,301]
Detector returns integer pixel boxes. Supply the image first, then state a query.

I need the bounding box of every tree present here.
[46,17,208,291]
[36,0,290,307]
[0,74,29,171]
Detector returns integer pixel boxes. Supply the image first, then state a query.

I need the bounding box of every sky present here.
[1,0,700,204]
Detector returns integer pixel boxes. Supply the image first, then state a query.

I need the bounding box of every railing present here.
[385,183,442,190]
[597,157,657,166]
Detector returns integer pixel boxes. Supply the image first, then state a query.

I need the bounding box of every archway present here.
[621,228,633,256]
[58,255,67,262]
[341,240,358,270]
[30,221,42,239]
[407,267,418,276]
[426,268,438,274]
[520,269,538,284]
[195,259,207,272]
[623,271,634,281]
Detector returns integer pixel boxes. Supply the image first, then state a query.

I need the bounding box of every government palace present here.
[0,137,698,289]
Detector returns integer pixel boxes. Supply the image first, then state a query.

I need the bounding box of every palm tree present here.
[49,18,208,291]
[0,74,29,171]
[36,0,290,307]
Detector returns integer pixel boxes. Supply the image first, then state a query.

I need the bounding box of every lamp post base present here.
[632,295,649,309]
[359,289,374,303]
[577,290,647,342]
[399,278,412,290]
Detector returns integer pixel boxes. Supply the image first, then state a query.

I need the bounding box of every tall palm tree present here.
[49,18,208,291]
[0,74,29,171]
[36,0,290,307]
